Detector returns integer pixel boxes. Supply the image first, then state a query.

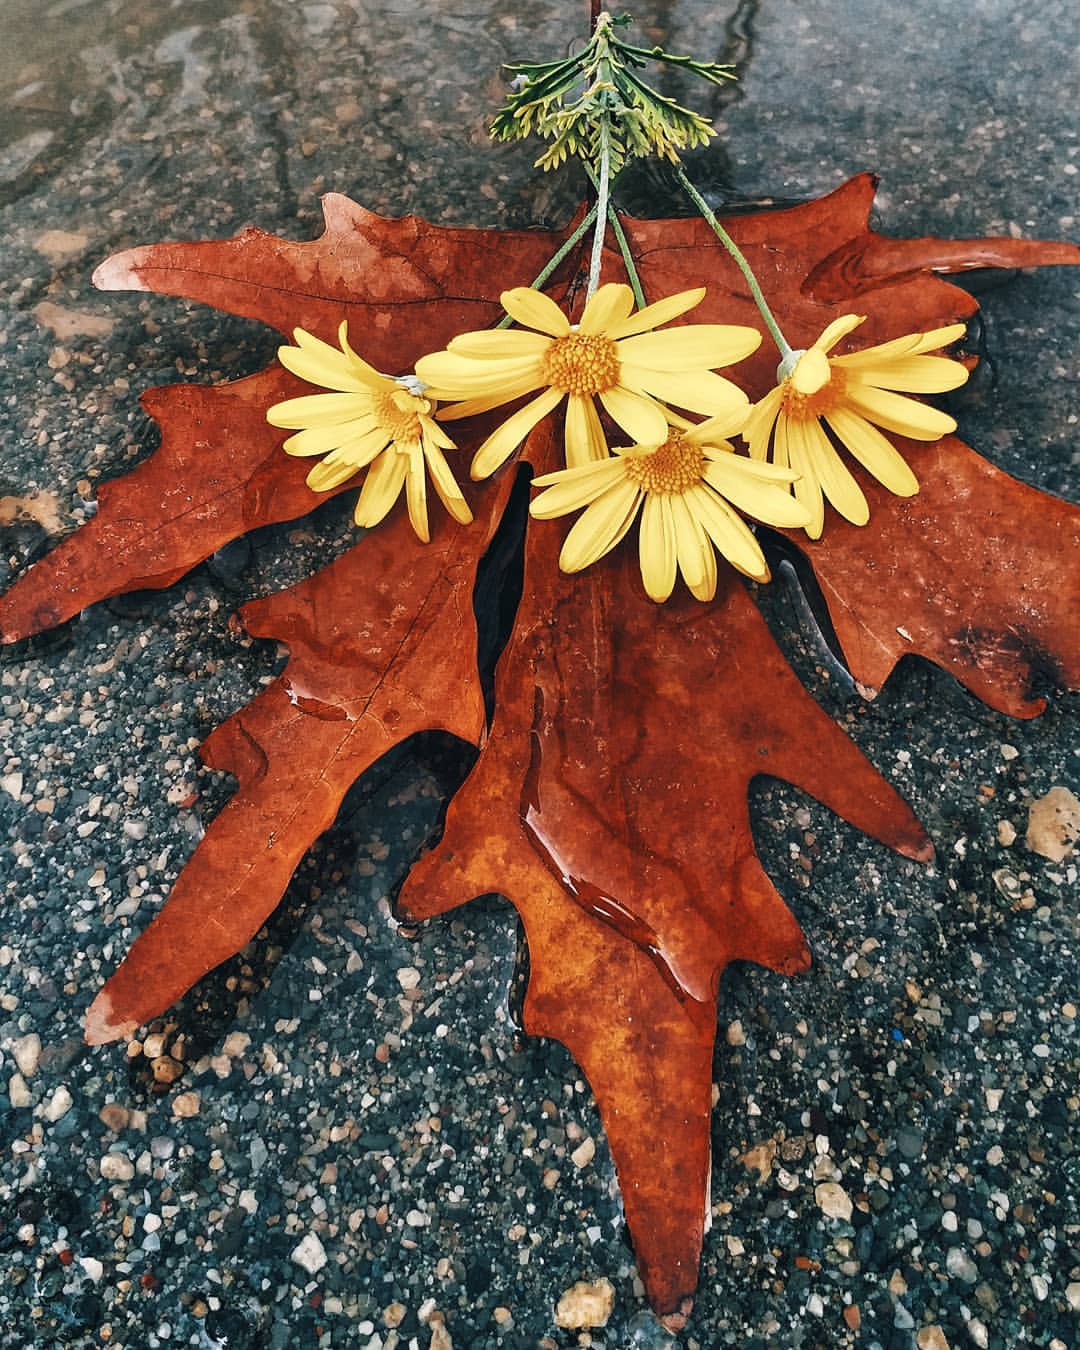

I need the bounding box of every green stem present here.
[607,203,646,309]
[674,165,793,360]
[583,162,646,309]
[495,203,599,328]
[586,117,612,298]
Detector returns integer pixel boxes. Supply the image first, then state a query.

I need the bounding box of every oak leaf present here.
[2,177,1077,1317]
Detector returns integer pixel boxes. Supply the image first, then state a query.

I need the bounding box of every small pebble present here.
[172,1091,201,1118]
[79,1257,104,1283]
[290,1232,327,1275]
[99,1153,135,1182]
[43,1085,73,1122]
[12,1033,41,1078]
[383,1302,406,1328]
[815,1182,852,1221]
[571,1136,595,1169]
[8,1073,32,1108]
[945,1247,978,1283]
[1025,786,1080,861]
[100,1104,130,1132]
[554,1278,615,1330]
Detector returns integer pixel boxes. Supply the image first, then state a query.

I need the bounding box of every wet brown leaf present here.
[2,177,1076,1314]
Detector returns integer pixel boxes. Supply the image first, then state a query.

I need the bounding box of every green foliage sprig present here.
[491,11,735,175]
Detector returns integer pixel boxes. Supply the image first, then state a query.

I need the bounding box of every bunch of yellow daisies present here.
[266,280,966,604]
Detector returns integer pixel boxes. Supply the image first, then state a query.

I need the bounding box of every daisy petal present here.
[684,485,768,581]
[500,287,571,337]
[414,351,543,400]
[267,392,374,428]
[354,449,409,529]
[740,384,785,459]
[419,414,456,451]
[404,442,430,543]
[844,385,957,441]
[909,323,967,355]
[306,453,365,493]
[790,347,831,396]
[606,288,706,340]
[616,324,761,372]
[831,333,924,366]
[824,408,919,497]
[530,459,625,519]
[434,391,526,422]
[669,493,714,596]
[783,416,825,539]
[335,323,388,385]
[701,448,797,483]
[563,394,610,467]
[686,523,718,602]
[278,343,375,394]
[470,386,565,480]
[447,330,552,358]
[421,437,473,524]
[559,478,642,572]
[331,426,399,471]
[703,459,810,528]
[801,419,869,526]
[281,417,381,457]
[598,385,668,446]
[623,367,749,419]
[578,284,635,335]
[845,355,968,393]
[637,493,678,602]
[812,314,866,353]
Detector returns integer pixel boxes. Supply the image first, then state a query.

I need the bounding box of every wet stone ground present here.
[0,1,1077,1347]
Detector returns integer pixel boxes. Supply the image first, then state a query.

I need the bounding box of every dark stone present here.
[465,1260,492,1296]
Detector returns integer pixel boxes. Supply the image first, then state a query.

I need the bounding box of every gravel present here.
[1,0,1077,1346]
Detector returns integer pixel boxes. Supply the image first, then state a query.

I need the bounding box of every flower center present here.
[374,387,429,442]
[782,351,847,420]
[623,434,704,496]
[542,332,620,396]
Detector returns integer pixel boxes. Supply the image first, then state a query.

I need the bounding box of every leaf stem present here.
[586,117,612,299]
[582,162,645,308]
[606,204,645,309]
[674,165,793,361]
[495,204,599,328]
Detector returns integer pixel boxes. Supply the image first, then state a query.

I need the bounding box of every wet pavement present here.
[1,1,1077,1347]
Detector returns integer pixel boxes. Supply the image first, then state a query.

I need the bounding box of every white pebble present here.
[12,1033,41,1078]
[43,1085,73,1122]
[571,1136,595,1169]
[554,1278,615,1330]
[291,1231,328,1275]
[8,1073,32,1108]
[396,967,421,991]
[815,1182,852,1221]
[100,1153,135,1182]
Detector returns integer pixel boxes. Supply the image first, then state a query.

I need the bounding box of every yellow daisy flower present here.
[415,282,760,480]
[266,322,472,542]
[529,409,810,602]
[742,315,969,538]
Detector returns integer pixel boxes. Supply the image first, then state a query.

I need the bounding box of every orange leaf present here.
[2,177,1076,1316]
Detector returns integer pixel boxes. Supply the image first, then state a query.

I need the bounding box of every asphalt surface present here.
[0,2,1077,1347]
